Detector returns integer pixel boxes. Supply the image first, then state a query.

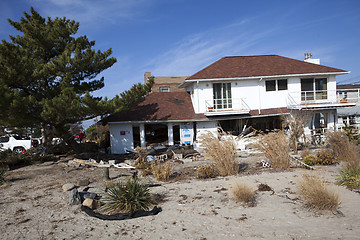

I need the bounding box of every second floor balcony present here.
[287,89,357,109]
[204,98,250,116]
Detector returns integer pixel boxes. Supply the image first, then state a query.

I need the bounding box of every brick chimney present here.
[144,72,151,84]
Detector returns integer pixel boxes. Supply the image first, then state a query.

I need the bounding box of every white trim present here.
[178,71,350,88]
[108,118,209,124]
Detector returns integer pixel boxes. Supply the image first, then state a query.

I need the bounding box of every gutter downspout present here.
[258,78,263,115]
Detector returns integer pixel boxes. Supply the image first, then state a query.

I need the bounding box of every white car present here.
[0,135,32,153]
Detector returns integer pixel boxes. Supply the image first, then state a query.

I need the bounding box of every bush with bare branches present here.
[282,110,310,153]
[198,132,239,176]
[298,174,340,211]
[256,131,290,169]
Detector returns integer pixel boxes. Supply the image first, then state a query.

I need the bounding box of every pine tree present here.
[0,8,116,146]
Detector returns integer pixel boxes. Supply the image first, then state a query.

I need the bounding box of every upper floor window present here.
[213,83,232,109]
[265,79,288,91]
[160,87,170,92]
[301,78,327,101]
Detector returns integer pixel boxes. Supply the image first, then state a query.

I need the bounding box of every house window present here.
[266,80,276,91]
[278,79,288,90]
[301,78,327,101]
[160,87,170,92]
[213,83,232,109]
[265,79,287,91]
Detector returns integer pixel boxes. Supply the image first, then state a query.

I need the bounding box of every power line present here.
[337,75,360,84]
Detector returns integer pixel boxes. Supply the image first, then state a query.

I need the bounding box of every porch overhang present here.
[287,102,356,110]
[204,109,250,116]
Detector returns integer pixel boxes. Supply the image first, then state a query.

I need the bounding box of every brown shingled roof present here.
[107,92,207,122]
[187,55,348,80]
[337,84,360,90]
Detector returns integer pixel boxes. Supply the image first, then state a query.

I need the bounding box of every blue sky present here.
[1,0,360,100]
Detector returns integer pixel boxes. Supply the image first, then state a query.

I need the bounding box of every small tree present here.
[283,110,310,154]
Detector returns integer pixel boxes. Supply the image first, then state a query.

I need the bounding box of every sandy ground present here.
[1,154,360,240]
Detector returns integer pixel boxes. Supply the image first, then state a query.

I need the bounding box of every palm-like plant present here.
[100,178,154,214]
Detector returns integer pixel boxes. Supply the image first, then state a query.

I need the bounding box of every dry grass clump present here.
[326,131,360,169]
[298,174,340,211]
[151,160,173,182]
[256,131,290,169]
[198,131,239,176]
[195,165,219,179]
[231,181,256,206]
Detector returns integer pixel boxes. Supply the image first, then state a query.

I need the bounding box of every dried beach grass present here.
[151,160,173,182]
[298,174,340,211]
[256,131,290,169]
[231,181,255,206]
[326,131,360,169]
[198,131,239,176]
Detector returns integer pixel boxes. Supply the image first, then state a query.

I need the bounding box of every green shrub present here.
[316,152,337,165]
[303,152,337,166]
[100,178,155,214]
[196,165,219,179]
[338,168,360,189]
[303,154,317,166]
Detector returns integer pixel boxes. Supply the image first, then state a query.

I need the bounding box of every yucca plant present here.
[99,178,155,214]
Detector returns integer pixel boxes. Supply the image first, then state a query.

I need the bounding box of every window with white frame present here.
[213,83,232,109]
[265,79,288,91]
[301,78,327,101]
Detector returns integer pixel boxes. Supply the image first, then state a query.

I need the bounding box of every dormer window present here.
[160,87,170,92]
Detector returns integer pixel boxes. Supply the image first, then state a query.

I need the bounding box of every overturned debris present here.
[81,205,162,220]
[72,158,135,169]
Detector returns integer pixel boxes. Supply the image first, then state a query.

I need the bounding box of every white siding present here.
[196,121,218,139]
[189,75,338,114]
[109,123,134,154]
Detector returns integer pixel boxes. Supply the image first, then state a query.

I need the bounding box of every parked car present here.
[0,135,32,153]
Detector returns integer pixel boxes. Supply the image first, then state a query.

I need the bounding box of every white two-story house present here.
[108,54,354,154]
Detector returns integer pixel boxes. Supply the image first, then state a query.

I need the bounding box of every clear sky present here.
[1,0,360,99]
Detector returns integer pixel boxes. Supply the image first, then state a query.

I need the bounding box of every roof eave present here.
[108,118,209,124]
[179,71,350,88]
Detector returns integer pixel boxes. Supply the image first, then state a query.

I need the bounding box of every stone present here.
[80,192,97,200]
[62,183,76,192]
[77,179,90,186]
[67,160,80,168]
[82,198,98,209]
[69,189,81,205]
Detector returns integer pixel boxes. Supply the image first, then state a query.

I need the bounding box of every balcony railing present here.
[336,89,360,103]
[287,89,358,109]
[204,98,250,115]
